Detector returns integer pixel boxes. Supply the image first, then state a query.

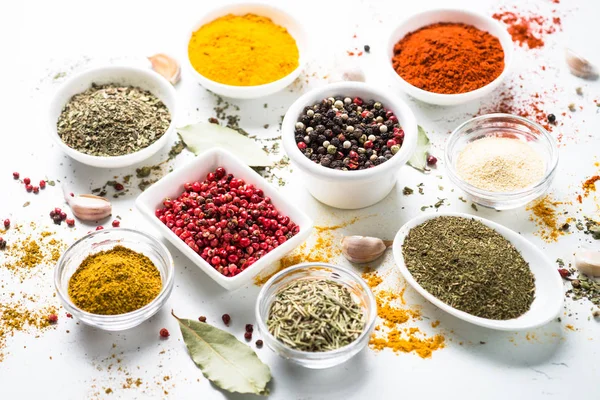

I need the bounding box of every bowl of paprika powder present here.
[386,9,513,106]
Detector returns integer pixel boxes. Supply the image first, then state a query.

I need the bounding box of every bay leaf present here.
[407,125,431,172]
[177,122,272,167]
[172,311,271,395]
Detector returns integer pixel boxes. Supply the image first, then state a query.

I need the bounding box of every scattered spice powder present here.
[252,218,362,285]
[582,176,600,197]
[492,9,561,49]
[1,227,66,281]
[526,195,568,242]
[363,270,445,358]
[0,302,58,362]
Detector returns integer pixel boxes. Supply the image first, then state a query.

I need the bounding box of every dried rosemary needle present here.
[267,279,365,352]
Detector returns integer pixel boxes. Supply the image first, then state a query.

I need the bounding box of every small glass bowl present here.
[445,113,559,210]
[54,228,174,331]
[255,263,377,369]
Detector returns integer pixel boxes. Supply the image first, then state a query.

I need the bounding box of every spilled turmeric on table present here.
[362,269,445,358]
[582,175,600,197]
[526,195,569,242]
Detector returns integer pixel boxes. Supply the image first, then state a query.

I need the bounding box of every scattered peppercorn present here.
[155,167,299,277]
[159,328,170,338]
[364,45,370,53]
[114,183,124,191]
[32,186,39,194]
[12,172,19,179]
[568,103,576,112]
[547,113,556,124]
[426,155,437,166]
[576,87,583,96]
[294,96,404,170]
[593,310,600,319]
[23,177,31,185]
[25,184,33,192]
[40,180,46,189]
[256,339,263,348]
[222,313,231,326]
[66,218,75,227]
[96,226,104,231]
[66,312,73,318]
[112,220,120,228]
[3,219,10,228]
[0,238,6,250]
[244,331,252,341]
[558,268,571,279]
[245,324,253,333]
[198,316,207,323]
[48,314,58,324]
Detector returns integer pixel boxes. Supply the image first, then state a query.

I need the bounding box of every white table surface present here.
[2,0,600,399]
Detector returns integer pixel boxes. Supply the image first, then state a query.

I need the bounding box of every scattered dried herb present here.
[567,274,600,307]
[403,187,414,195]
[402,216,535,320]
[57,84,171,156]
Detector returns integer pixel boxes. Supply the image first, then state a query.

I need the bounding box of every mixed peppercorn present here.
[155,168,299,277]
[294,96,404,170]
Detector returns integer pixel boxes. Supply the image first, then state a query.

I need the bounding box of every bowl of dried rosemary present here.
[255,263,377,369]
[49,65,177,168]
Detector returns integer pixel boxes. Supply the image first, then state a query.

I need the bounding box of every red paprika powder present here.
[392,23,505,94]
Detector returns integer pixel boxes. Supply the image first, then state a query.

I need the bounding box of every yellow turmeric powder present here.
[526,195,568,242]
[188,14,299,86]
[68,246,161,315]
[362,270,445,358]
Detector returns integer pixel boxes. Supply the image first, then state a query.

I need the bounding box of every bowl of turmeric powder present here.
[186,3,307,99]
[54,228,174,331]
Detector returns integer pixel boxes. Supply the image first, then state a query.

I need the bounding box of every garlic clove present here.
[565,48,598,80]
[574,250,600,277]
[148,53,181,84]
[341,235,392,264]
[66,193,112,221]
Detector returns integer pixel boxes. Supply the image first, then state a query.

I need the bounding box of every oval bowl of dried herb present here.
[255,263,377,369]
[392,212,563,331]
[54,228,175,331]
[49,65,177,168]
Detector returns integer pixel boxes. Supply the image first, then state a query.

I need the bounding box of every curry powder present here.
[68,246,161,315]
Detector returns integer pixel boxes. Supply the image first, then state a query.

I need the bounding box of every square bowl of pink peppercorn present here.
[135,147,314,291]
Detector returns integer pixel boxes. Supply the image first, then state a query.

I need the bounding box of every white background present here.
[1,0,600,399]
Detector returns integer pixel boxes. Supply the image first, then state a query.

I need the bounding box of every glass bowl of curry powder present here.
[54,228,174,331]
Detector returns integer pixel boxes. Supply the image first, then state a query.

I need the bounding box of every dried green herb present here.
[267,279,365,352]
[402,216,535,320]
[567,274,600,307]
[403,186,414,195]
[57,84,170,156]
[172,312,271,395]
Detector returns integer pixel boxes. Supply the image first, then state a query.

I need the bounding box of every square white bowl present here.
[135,148,313,290]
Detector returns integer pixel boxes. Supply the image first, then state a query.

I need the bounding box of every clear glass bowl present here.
[54,228,174,331]
[445,113,559,210]
[255,263,377,369]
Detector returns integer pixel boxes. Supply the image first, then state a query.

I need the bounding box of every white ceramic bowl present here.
[386,9,513,106]
[445,114,559,209]
[392,212,564,331]
[256,263,377,369]
[186,3,307,99]
[281,82,418,209]
[49,65,177,168]
[135,148,313,291]
[54,228,175,331]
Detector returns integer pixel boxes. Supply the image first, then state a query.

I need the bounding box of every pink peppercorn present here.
[112,220,120,228]
[39,180,46,189]
[12,172,19,179]
[154,167,299,277]
[23,177,30,185]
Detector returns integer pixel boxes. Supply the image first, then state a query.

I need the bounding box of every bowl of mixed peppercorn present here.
[282,82,417,209]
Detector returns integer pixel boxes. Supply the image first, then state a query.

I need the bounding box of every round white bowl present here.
[54,228,175,331]
[256,263,377,369]
[49,65,177,168]
[445,114,558,210]
[281,82,418,209]
[386,9,514,106]
[392,212,564,331]
[186,3,307,99]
